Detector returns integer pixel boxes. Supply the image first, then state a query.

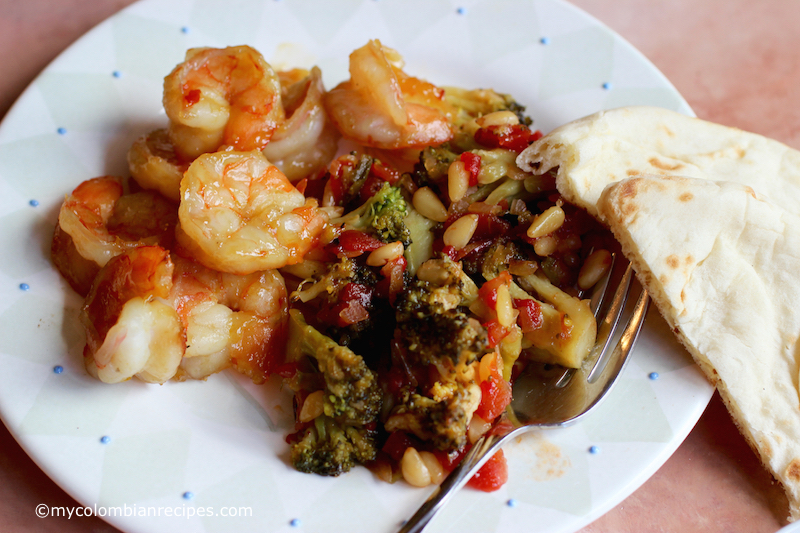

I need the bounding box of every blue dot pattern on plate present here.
[589,445,600,454]
[290,518,301,527]
[19,283,30,291]
[29,199,39,207]
[181,26,189,33]
[456,7,466,15]
[100,435,110,444]
[602,82,613,90]
[540,36,550,45]
[53,365,64,374]
[57,127,67,135]
[183,491,194,500]
[112,71,121,78]
[507,499,518,507]
[649,372,660,380]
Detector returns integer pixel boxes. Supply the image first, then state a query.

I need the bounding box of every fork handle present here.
[397,430,517,533]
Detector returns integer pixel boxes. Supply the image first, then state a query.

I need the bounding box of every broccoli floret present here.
[386,257,489,450]
[386,385,481,450]
[396,298,486,370]
[287,310,382,425]
[285,310,382,475]
[412,145,458,185]
[292,256,375,307]
[291,414,378,476]
[333,182,412,246]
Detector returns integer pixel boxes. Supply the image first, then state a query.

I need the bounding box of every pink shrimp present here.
[176,150,329,275]
[323,40,453,150]
[51,176,177,295]
[163,45,285,160]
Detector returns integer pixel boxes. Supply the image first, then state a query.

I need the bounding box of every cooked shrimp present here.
[127,128,189,202]
[82,246,184,384]
[323,40,453,150]
[167,254,288,383]
[52,176,178,295]
[262,66,340,182]
[163,45,285,160]
[81,247,288,385]
[176,150,329,274]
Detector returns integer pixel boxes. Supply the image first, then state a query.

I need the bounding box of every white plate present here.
[0,1,714,532]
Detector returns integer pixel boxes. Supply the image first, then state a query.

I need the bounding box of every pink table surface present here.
[0,1,796,531]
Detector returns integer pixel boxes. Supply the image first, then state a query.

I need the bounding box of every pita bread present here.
[516,106,800,219]
[597,175,800,520]
[515,106,800,520]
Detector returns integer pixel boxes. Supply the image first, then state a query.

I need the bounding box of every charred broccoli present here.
[333,182,412,246]
[287,310,381,425]
[386,381,482,451]
[387,257,490,450]
[285,310,382,475]
[291,414,378,477]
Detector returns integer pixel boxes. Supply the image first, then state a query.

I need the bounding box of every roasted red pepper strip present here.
[459,151,481,186]
[370,160,401,185]
[514,298,543,332]
[474,124,543,153]
[484,319,510,347]
[478,271,512,309]
[476,353,512,421]
[338,230,385,253]
[467,449,508,492]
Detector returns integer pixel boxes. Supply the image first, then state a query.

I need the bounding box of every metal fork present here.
[398,256,650,533]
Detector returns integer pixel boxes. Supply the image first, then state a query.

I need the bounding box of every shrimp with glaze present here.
[324,40,453,150]
[51,176,177,295]
[163,45,285,160]
[176,150,329,275]
[262,67,340,183]
[81,246,184,384]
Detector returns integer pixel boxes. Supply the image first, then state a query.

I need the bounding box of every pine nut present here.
[401,447,432,487]
[448,160,470,202]
[366,241,404,267]
[416,260,450,285]
[578,249,612,290]
[443,214,479,249]
[495,284,518,327]
[526,205,565,239]
[419,451,445,485]
[412,187,448,222]
[372,461,393,483]
[468,414,492,443]
[533,235,557,256]
[476,110,519,128]
[299,390,325,422]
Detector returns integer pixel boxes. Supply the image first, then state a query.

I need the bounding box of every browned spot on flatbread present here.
[649,157,683,171]
[686,254,694,264]
[617,179,639,199]
[660,274,669,285]
[744,186,757,199]
[666,255,680,269]
[679,192,694,202]
[786,459,800,481]
[626,169,642,177]
[613,179,641,218]
[755,435,773,460]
